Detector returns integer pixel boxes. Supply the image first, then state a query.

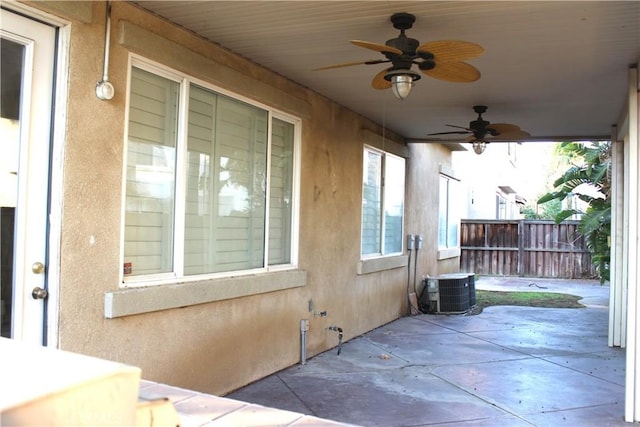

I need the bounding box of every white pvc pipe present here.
[300,319,308,365]
[101,1,111,82]
[95,1,114,100]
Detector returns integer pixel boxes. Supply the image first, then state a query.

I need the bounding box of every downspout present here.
[413,235,423,298]
[300,319,308,364]
[406,234,414,313]
[327,326,343,355]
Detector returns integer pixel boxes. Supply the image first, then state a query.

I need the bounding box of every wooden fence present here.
[460,220,597,279]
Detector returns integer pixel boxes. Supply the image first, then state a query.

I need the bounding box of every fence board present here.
[460,220,596,278]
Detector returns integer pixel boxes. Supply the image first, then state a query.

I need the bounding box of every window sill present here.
[104,269,307,318]
[357,255,408,275]
[438,248,461,260]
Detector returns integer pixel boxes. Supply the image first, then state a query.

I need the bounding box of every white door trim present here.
[2,2,70,348]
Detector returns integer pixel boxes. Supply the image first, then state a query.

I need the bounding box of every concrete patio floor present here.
[226,277,628,426]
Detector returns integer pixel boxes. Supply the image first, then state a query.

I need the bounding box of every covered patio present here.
[131,2,640,420]
[142,277,626,426]
[2,1,638,424]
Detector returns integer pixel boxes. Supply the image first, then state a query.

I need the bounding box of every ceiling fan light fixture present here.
[384,69,421,100]
[391,75,413,100]
[472,141,487,155]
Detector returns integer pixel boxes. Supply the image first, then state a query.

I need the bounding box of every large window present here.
[361,147,405,257]
[438,174,460,250]
[123,61,298,283]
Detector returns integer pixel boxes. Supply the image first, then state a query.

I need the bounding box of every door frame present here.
[2,2,70,347]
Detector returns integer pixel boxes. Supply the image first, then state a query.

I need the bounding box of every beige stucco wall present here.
[406,143,462,278]
[24,0,461,395]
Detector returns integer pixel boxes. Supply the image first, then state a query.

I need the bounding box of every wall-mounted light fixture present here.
[384,69,421,100]
[95,1,114,101]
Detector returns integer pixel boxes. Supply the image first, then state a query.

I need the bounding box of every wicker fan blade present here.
[313,59,389,71]
[371,68,392,90]
[490,130,531,141]
[422,61,481,82]
[428,123,475,135]
[351,40,403,55]
[446,124,473,131]
[418,40,484,62]
[428,130,471,136]
[487,123,521,134]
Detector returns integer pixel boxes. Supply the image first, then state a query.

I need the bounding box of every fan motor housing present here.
[470,119,489,130]
[386,36,419,56]
[390,12,415,30]
[470,106,490,137]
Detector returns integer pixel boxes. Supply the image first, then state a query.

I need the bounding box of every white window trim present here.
[359,145,406,270]
[357,255,408,275]
[438,247,461,260]
[105,269,306,318]
[438,165,461,260]
[117,54,302,291]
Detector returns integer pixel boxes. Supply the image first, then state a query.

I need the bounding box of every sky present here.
[515,142,559,202]
[452,140,562,206]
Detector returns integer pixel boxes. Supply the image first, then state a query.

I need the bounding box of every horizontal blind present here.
[213,96,268,272]
[269,118,294,265]
[124,64,297,281]
[184,85,216,275]
[124,67,179,276]
[383,154,405,254]
[361,149,382,255]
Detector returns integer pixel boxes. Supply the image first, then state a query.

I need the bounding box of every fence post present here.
[518,219,525,277]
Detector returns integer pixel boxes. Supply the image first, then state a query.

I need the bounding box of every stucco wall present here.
[406,144,462,279]
[24,1,459,395]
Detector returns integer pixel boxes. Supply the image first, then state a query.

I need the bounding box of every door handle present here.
[32,287,48,300]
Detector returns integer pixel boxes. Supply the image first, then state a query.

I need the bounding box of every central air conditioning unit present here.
[419,273,475,314]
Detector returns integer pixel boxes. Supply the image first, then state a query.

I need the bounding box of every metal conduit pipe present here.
[300,319,309,364]
[327,326,343,355]
[407,234,415,314]
[95,1,115,100]
[413,235,423,297]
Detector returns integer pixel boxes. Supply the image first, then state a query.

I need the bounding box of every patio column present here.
[609,127,625,348]
[625,63,639,423]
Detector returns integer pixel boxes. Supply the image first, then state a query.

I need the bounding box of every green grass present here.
[475,290,584,310]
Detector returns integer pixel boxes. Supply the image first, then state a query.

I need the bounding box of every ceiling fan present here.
[429,105,531,154]
[314,12,484,100]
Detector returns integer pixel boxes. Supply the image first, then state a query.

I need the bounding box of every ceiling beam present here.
[406,135,611,144]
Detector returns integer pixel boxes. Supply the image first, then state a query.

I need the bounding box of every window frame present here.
[438,166,462,260]
[360,145,406,259]
[120,55,301,288]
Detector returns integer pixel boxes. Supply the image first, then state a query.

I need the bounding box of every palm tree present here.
[538,141,611,283]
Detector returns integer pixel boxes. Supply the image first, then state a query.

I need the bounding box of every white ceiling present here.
[133,1,639,143]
